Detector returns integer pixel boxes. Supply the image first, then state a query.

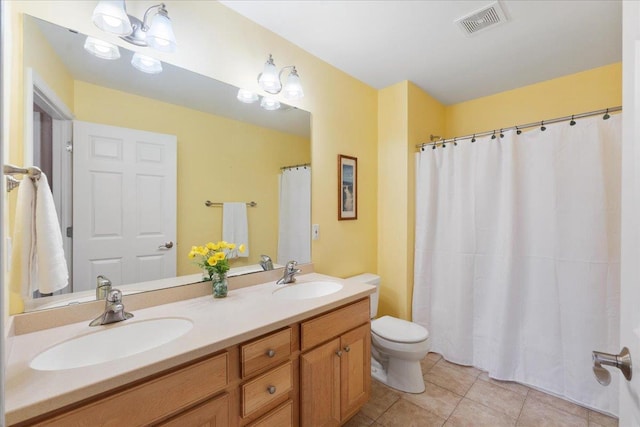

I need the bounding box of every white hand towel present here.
[8,176,37,299]
[34,174,69,294]
[222,202,249,257]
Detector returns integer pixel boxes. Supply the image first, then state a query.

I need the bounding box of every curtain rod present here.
[416,106,622,151]
[280,162,310,171]
[204,201,257,208]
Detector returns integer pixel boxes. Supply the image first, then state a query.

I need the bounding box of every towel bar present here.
[3,164,42,193]
[205,201,257,208]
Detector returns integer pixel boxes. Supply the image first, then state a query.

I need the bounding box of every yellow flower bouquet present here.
[188,241,245,298]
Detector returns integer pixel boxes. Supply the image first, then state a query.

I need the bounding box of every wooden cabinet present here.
[18,299,370,427]
[300,301,371,426]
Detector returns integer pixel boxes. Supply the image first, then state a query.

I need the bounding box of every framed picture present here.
[338,154,357,220]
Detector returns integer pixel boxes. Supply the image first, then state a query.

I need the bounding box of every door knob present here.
[592,347,632,386]
[158,241,174,249]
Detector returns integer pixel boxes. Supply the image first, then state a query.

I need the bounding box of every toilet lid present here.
[371,315,429,344]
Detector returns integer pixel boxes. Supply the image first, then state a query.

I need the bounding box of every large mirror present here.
[16,15,311,312]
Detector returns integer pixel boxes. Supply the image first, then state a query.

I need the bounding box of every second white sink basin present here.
[30,318,193,371]
[272,281,343,300]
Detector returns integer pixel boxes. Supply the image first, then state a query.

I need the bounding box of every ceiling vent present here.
[454,1,508,37]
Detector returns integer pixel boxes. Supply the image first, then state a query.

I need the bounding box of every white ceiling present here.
[220,0,622,105]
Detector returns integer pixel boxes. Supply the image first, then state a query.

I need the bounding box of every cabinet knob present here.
[267,385,276,395]
[266,349,276,358]
[336,350,343,357]
[344,346,351,352]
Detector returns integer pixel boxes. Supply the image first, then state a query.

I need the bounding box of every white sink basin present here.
[272,281,343,300]
[30,318,193,371]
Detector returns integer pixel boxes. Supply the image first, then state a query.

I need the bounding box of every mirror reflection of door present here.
[31,80,74,296]
[72,121,177,292]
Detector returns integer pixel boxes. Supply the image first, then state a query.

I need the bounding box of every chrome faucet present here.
[89,289,134,326]
[276,260,301,285]
[260,254,274,271]
[96,275,112,300]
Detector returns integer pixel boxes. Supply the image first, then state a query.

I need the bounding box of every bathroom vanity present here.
[5,272,375,426]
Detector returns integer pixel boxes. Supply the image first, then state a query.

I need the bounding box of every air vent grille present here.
[455,2,507,36]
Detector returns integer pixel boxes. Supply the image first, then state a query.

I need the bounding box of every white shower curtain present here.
[413,114,621,414]
[277,167,311,265]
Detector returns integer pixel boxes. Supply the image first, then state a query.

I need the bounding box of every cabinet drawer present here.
[248,400,293,427]
[158,392,229,426]
[34,353,228,426]
[242,361,293,418]
[241,328,292,378]
[301,298,370,351]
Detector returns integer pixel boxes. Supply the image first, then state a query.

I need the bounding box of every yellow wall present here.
[4,1,379,318]
[377,81,445,320]
[445,63,622,137]
[73,81,310,277]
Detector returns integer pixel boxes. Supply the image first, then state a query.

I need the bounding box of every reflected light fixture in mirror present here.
[131,52,163,74]
[237,89,259,104]
[92,0,177,53]
[257,54,304,100]
[84,36,120,60]
[260,97,281,111]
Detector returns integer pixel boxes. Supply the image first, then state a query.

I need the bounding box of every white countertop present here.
[5,273,375,425]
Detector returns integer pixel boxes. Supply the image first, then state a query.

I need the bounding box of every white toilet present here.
[346,273,430,394]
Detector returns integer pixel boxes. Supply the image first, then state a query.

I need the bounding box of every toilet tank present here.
[345,273,380,318]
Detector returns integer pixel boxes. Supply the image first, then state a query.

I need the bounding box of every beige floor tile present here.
[445,398,516,427]
[588,410,618,427]
[477,372,530,396]
[518,397,588,427]
[359,380,401,420]
[376,399,446,427]
[528,389,589,420]
[435,358,482,378]
[421,355,440,374]
[466,379,526,419]
[343,412,375,427]
[402,382,462,419]
[425,352,443,363]
[424,362,477,396]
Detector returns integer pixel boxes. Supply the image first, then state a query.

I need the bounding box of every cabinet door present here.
[300,338,341,427]
[158,392,229,427]
[340,323,371,421]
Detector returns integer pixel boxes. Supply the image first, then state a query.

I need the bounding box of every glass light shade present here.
[131,52,162,74]
[84,36,121,60]
[260,97,281,111]
[92,0,132,35]
[237,89,259,104]
[282,70,304,100]
[258,58,282,94]
[146,13,177,53]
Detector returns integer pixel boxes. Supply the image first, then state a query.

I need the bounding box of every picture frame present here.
[338,154,358,220]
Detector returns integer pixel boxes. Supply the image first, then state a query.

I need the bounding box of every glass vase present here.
[212,272,228,298]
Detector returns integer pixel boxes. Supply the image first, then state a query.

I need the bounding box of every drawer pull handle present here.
[344,346,351,352]
[267,385,277,394]
[336,350,343,357]
[266,349,276,358]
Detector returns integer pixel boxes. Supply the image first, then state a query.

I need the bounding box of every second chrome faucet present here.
[276,260,301,285]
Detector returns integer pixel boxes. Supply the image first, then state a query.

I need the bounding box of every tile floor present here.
[345,353,618,427]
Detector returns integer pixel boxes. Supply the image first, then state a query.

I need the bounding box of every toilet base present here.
[370,356,425,394]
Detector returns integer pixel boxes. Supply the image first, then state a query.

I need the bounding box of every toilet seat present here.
[371,315,429,344]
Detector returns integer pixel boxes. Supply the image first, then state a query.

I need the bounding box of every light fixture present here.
[237,89,259,104]
[260,97,281,111]
[84,36,121,60]
[257,54,304,100]
[131,52,162,74]
[92,1,177,53]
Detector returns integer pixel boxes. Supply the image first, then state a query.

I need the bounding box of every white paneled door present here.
[72,121,177,292]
